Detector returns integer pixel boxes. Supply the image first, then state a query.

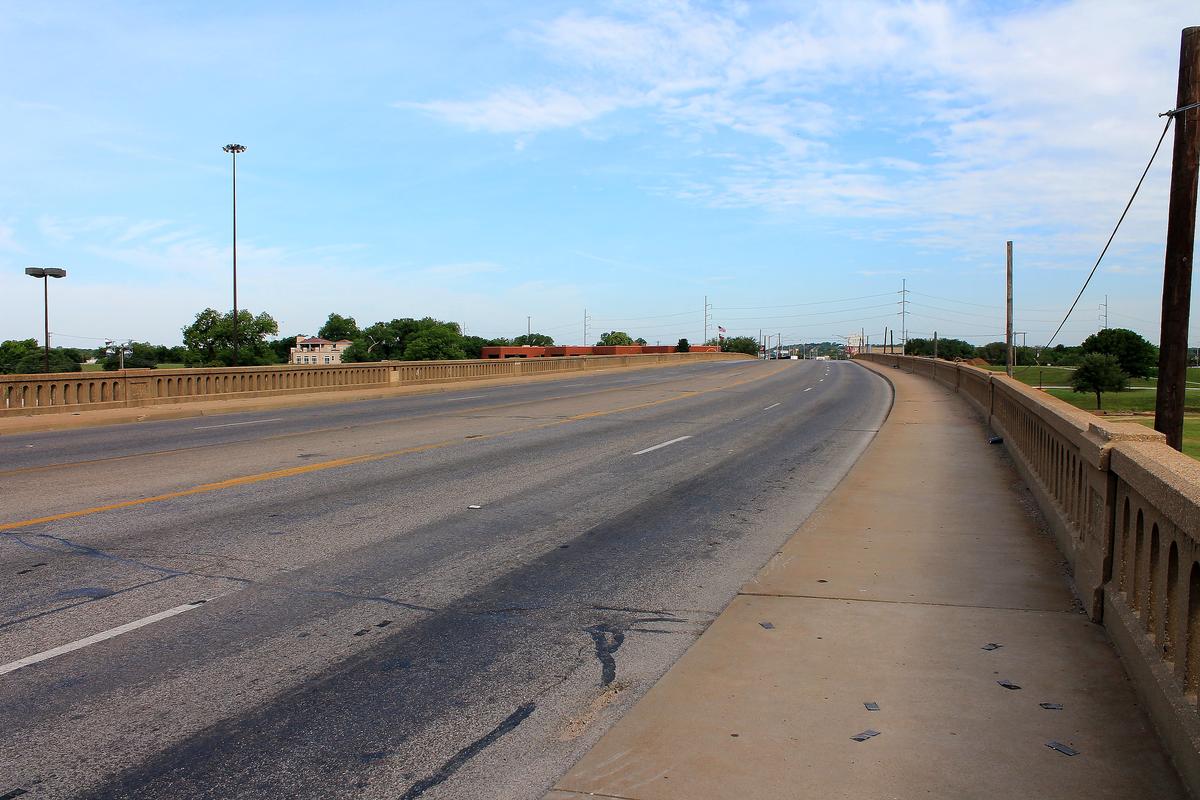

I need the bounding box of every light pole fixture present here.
[25,267,67,373]
[223,143,247,366]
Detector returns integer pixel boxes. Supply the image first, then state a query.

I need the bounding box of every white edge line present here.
[763,402,781,411]
[194,417,284,430]
[0,600,211,676]
[444,395,487,402]
[632,435,692,456]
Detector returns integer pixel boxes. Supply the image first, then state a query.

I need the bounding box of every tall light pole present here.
[25,267,67,373]
[223,143,247,366]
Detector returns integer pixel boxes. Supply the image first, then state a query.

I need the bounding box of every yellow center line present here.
[0,364,786,533]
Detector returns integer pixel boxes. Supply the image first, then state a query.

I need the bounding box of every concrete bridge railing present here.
[0,351,751,418]
[858,352,1200,787]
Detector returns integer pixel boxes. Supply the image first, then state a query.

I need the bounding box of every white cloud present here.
[405,88,629,134]
[0,221,21,253]
[406,0,1194,273]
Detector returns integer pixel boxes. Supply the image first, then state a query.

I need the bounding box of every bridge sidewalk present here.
[545,362,1186,799]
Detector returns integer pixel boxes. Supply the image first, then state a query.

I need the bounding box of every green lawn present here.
[1044,388,1200,414]
[983,364,1076,386]
[1120,416,1200,461]
[984,364,1200,391]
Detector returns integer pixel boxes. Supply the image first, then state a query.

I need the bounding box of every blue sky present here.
[1,0,1197,350]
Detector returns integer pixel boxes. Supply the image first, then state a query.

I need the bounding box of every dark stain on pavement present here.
[399,702,536,800]
[585,624,626,686]
[54,587,115,600]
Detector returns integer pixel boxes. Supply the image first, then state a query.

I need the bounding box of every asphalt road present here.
[0,359,891,800]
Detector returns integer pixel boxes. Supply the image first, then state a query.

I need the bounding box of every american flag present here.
[717,326,726,333]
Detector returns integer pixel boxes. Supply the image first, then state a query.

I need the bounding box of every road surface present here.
[0,358,890,799]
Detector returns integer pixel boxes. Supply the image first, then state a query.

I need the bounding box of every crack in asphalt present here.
[0,574,180,631]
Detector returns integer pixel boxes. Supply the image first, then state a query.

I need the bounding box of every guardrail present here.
[0,351,750,418]
[857,352,1200,790]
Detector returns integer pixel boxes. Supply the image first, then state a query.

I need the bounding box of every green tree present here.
[677,338,690,353]
[102,341,157,370]
[1080,328,1158,379]
[0,339,39,374]
[513,333,554,347]
[597,331,634,346]
[722,336,760,356]
[634,337,648,346]
[402,326,466,361]
[978,342,1007,364]
[460,335,491,359]
[0,340,82,373]
[343,317,465,362]
[318,313,359,342]
[1070,353,1128,410]
[267,337,296,364]
[905,338,976,360]
[182,308,280,366]
[17,348,82,373]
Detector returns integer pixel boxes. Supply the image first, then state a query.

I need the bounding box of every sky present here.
[1,0,1197,351]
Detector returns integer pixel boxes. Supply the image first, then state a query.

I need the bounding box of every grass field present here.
[1117,416,1200,461]
[1041,388,1200,414]
[981,363,1197,389]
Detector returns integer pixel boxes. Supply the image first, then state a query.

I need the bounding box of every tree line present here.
[0,308,706,374]
[903,328,1160,376]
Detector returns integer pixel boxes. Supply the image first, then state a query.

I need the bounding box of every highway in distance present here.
[0,358,891,800]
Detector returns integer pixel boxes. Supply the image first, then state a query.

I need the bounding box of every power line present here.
[1044,115,1174,349]
[909,290,1062,314]
[720,301,899,323]
[715,292,895,311]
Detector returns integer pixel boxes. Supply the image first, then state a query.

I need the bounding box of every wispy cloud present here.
[405,0,1191,272]
[404,88,629,134]
[0,221,21,253]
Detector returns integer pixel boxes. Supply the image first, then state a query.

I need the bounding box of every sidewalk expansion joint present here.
[737,590,1078,614]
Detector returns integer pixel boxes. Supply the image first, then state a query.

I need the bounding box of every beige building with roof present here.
[289,336,352,365]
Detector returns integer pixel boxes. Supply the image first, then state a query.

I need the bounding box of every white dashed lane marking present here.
[632,436,692,456]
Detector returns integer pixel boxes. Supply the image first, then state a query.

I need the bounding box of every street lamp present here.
[223,143,246,366]
[25,267,67,373]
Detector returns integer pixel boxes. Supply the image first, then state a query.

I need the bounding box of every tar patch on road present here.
[399,702,536,800]
[585,624,625,687]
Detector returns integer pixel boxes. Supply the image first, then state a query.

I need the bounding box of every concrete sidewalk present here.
[546,362,1186,799]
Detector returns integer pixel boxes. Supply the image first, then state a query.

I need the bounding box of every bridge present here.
[1,353,1196,799]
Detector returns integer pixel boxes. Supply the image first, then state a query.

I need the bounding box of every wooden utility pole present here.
[1156,26,1200,452]
[1006,241,1014,378]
